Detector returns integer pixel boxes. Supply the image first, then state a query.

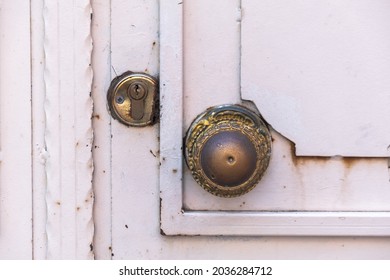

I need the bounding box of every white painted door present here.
[92,0,390,259]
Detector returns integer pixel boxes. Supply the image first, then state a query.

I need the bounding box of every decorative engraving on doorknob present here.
[185,105,272,197]
[107,71,158,126]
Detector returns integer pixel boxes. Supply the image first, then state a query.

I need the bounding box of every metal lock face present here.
[107,71,158,126]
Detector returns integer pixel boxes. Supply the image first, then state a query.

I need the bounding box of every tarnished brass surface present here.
[201,131,258,187]
[185,105,272,197]
[107,71,158,126]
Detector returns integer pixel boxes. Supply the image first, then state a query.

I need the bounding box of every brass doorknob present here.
[184,105,272,197]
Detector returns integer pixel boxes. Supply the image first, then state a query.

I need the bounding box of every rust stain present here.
[287,141,387,201]
[341,157,368,169]
[296,154,379,169]
[172,169,178,173]
[289,142,298,166]
[297,156,331,166]
[342,158,356,169]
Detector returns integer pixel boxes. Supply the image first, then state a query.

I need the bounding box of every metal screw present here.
[115,95,125,104]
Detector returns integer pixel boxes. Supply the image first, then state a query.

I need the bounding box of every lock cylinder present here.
[107,71,158,127]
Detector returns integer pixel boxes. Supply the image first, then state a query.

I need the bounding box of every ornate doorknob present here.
[184,105,272,197]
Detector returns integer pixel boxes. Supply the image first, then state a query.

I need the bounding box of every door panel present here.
[92,0,390,259]
[182,0,390,211]
[159,0,390,236]
[241,0,390,157]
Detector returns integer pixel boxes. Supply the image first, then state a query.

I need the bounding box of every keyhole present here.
[135,85,141,98]
[129,83,146,100]
[227,156,235,164]
[128,82,148,120]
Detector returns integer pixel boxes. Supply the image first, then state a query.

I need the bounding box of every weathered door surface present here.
[2,0,390,260]
[92,0,390,259]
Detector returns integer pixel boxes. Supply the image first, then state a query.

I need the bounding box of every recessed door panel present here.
[241,0,390,157]
[159,0,390,236]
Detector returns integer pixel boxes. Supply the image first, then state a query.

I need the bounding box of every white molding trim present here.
[31,0,48,259]
[160,0,185,234]
[44,0,94,258]
[159,0,390,236]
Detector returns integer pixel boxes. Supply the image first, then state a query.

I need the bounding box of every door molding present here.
[43,0,94,258]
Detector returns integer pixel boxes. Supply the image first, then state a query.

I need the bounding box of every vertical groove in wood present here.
[43,0,94,259]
